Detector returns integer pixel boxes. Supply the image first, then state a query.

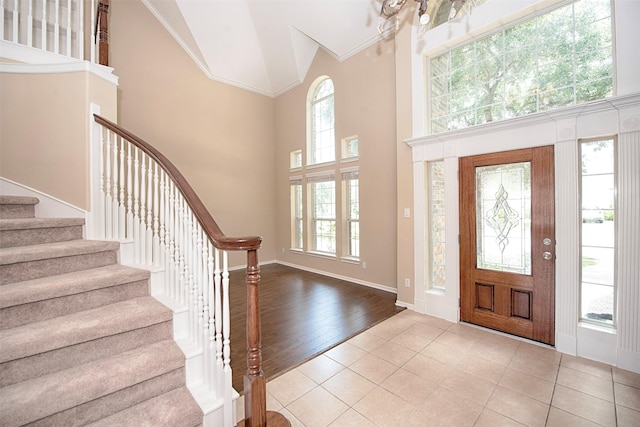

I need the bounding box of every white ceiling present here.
[142,0,393,97]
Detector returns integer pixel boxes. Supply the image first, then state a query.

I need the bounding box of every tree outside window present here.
[430,0,613,133]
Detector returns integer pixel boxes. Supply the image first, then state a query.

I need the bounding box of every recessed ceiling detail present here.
[142,0,386,97]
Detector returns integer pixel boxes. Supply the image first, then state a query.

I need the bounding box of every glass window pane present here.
[581,140,615,175]
[309,78,335,165]
[311,180,336,253]
[580,137,616,326]
[582,246,615,286]
[476,162,532,275]
[581,282,614,324]
[342,137,359,159]
[290,183,303,249]
[343,174,359,258]
[429,0,612,134]
[290,150,302,169]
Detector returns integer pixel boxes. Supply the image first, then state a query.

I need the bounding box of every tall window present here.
[580,138,616,326]
[430,0,613,133]
[309,78,335,165]
[309,175,336,253]
[290,178,303,250]
[342,169,359,258]
[427,161,446,289]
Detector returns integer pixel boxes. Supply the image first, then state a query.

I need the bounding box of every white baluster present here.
[54,0,60,53]
[98,126,106,239]
[190,212,198,341]
[146,156,153,265]
[177,193,186,305]
[126,141,133,240]
[65,0,71,56]
[168,182,176,299]
[85,0,91,61]
[159,169,166,275]
[197,227,205,348]
[27,1,33,64]
[153,163,160,266]
[133,147,140,264]
[104,130,113,239]
[118,137,126,239]
[222,250,232,426]
[214,248,223,396]
[186,210,193,338]
[40,0,46,50]
[172,189,179,300]
[206,240,215,390]
[112,132,119,240]
[0,1,5,43]
[10,0,19,43]
[139,153,147,264]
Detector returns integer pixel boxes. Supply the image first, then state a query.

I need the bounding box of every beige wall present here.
[274,41,398,291]
[0,70,117,210]
[109,0,277,266]
[394,12,416,305]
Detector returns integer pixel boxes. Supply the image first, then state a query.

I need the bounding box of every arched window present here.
[308,77,335,165]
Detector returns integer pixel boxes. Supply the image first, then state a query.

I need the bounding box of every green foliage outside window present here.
[430,0,613,133]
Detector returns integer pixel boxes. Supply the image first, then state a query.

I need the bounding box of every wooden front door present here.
[459,146,555,345]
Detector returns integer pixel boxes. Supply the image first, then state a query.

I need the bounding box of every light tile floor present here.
[236,310,640,426]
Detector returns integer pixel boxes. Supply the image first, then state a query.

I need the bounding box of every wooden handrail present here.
[93,114,262,251]
[93,114,289,427]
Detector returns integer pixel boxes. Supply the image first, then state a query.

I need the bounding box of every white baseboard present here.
[274,260,397,294]
[555,333,577,357]
[395,300,414,310]
[0,177,85,219]
[617,348,640,374]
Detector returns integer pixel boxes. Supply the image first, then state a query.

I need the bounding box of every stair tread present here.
[0,217,84,231]
[0,264,150,309]
[0,239,120,265]
[86,386,202,427]
[0,296,172,363]
[0,195,39,205]
[0,339,185,427]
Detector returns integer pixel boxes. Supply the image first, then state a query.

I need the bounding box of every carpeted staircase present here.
[0,195,203,426]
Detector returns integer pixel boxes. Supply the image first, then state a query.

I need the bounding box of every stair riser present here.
[0,321,173,387]
[0,251,118,285]
[0,226,84,248]
[12,368,186,427]
[0,279,150,330]
[0,204,35,219]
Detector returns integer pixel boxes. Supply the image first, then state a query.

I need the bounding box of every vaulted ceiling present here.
[142,0,398,97]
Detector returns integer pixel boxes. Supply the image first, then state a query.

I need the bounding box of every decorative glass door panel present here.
[476,162,531,275]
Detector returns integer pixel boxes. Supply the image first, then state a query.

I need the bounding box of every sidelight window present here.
[579,137,616,326]
[427,161,446,289]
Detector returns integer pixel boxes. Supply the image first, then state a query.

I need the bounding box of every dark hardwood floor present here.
[229,263,404,393]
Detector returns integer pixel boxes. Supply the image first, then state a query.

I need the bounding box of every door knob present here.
[543,251,552,260]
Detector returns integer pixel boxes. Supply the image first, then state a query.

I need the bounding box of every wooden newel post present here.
[243,248,266,426]
[97,0,110,66]
[242,249,290,427]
